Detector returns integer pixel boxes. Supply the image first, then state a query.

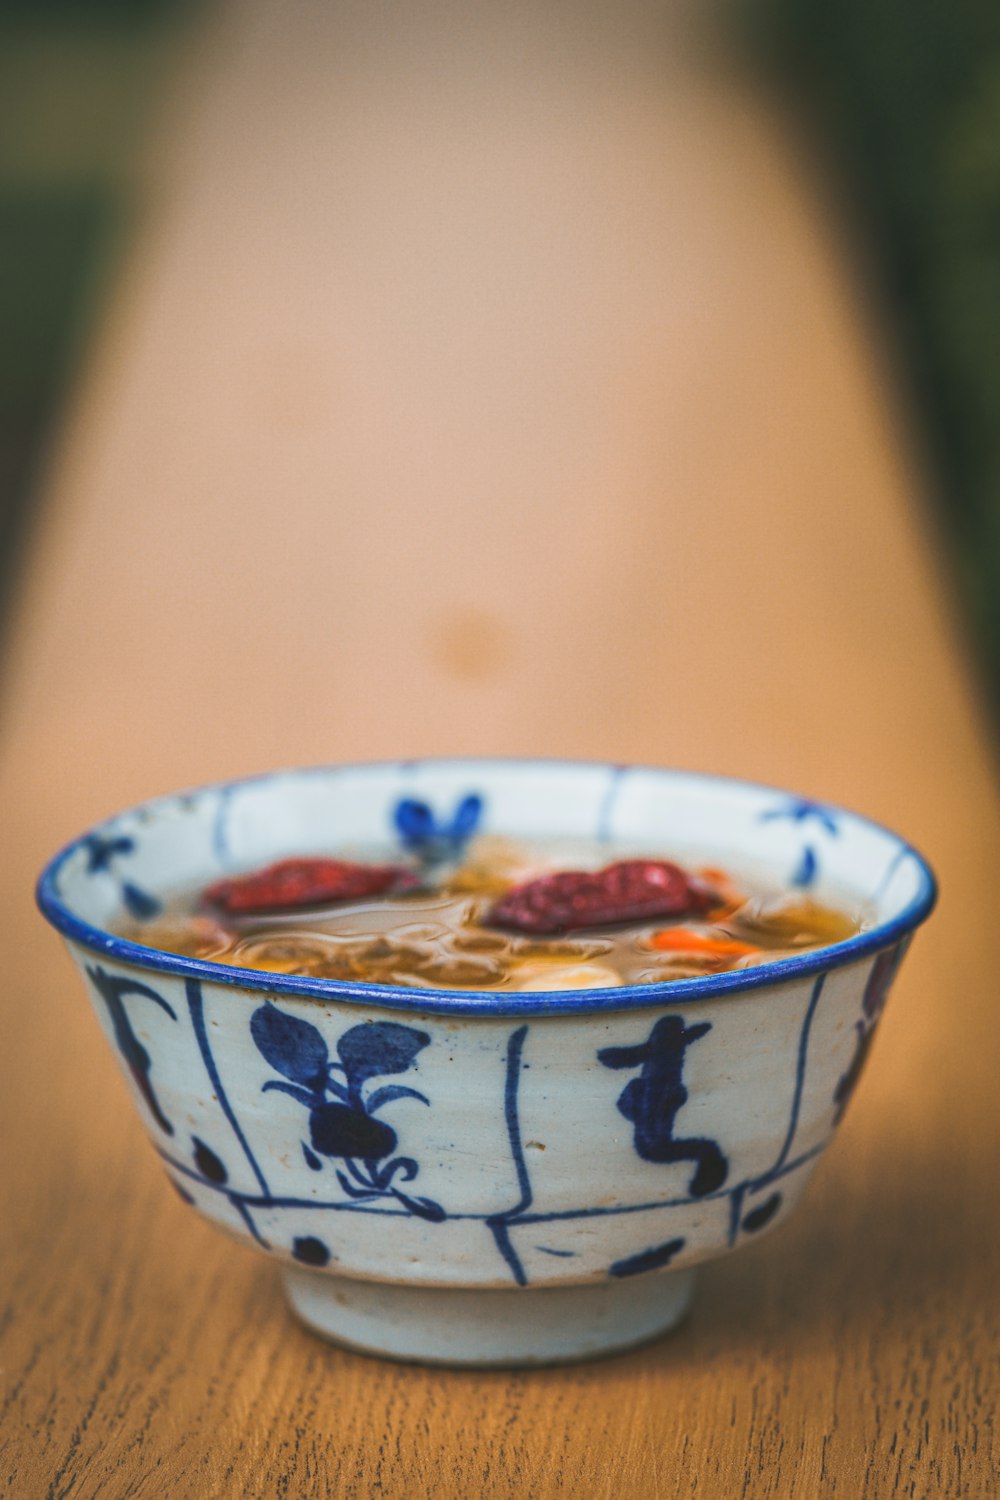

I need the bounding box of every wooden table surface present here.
[2,3,998,1495]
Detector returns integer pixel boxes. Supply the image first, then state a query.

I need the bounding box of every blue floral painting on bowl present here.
[251,1005,445,1221]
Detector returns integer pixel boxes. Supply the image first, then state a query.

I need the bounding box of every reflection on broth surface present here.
[120,837,864,991]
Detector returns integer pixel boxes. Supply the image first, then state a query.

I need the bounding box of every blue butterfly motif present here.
[758,797,839,889]
[392,793,483,863]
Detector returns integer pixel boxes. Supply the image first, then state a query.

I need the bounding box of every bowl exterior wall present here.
[67,936,906,1289]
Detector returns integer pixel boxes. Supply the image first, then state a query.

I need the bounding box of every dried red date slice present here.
[486,859,710,935]
[202,858,416,915]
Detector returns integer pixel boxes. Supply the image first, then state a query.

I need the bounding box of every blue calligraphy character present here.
[86,965,177,1135]
[598,1016,728,1197]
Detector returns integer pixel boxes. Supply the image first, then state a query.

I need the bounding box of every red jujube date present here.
[486,859,711,935]
[202,857,416,916]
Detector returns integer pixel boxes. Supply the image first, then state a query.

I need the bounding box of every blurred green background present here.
[1,0,998,717]
[0,0,198,640]
[753,0,1000,721]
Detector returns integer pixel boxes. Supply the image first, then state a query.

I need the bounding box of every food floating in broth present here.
[121,836,864,992]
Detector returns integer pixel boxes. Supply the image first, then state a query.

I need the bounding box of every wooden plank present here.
[1,3,997,1494]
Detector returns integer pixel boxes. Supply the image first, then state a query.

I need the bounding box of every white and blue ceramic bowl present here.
[37,760,935,1365]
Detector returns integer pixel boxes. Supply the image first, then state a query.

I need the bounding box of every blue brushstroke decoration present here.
[83,833,136,872]
[790,846,818,889]
[598,1016,729,1198]
[82,832,161,918]
[741,1192,782,1233]
[188,980,270,1197]
[833,941,906,1124]
[393,793,483,863]
[292,1236,331,1267]
[768,973,826,1175]
[758,797,839,836]
[85,965,177,1135]
[192,1137,228,1184]
[122,882,162,920]
[608,1236,686,1278]
[596,765,627,841]
[759,796,838,889]
[486,1025,533,1286]
[251,1006,444,1222]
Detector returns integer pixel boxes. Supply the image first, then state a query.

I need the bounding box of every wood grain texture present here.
[1,2,998,1495]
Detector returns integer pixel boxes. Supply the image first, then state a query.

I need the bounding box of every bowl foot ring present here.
[281,1264,697,1367]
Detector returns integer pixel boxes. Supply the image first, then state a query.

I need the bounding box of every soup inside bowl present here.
[117,832,865,992]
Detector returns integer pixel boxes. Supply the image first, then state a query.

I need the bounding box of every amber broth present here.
[120,837,865,992]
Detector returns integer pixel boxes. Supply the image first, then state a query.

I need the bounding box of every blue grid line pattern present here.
[155,1142,828,1268]
[186,979,270,1197]
[596,765,627,842]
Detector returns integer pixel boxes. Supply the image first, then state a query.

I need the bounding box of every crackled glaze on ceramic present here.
[38,761,934,1362]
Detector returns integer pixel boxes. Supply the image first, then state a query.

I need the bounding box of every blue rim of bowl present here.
[35,758,938,1017]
